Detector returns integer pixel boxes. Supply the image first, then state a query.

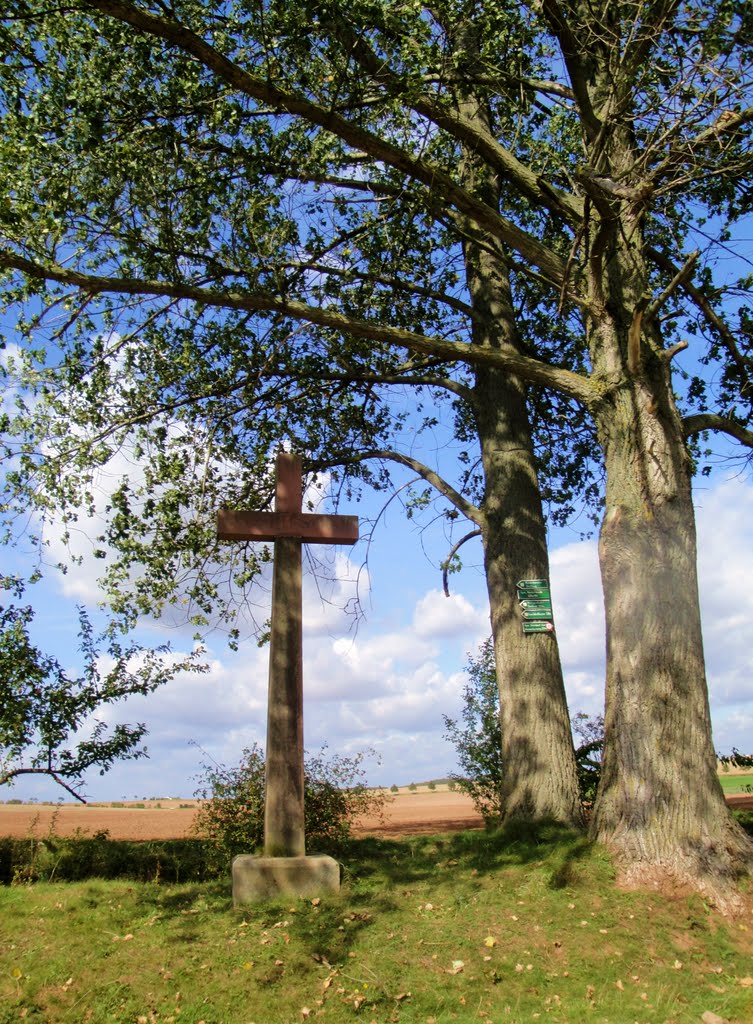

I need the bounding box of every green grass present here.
[718,773,753,795]
[2,824,753,1023]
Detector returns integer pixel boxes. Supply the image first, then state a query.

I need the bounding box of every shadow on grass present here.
[341,818,594,892]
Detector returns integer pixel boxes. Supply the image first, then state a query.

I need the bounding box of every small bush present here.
[408,782,417,792]
[427,781,437,791]
[390,784,399,793]
[192,744,385,868]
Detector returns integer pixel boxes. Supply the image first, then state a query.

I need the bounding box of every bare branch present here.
[538,0,601,140]
[683,414,753,448]
[0,766,87,803]
[647,246,752,385]
[442,529,483,596]
[315,448,485,526]
[644,250,700,326]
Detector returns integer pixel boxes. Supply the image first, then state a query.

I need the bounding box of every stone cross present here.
[217,452,358,859]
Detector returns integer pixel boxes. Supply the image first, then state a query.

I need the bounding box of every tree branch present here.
[646,246,752,385]
[683,414,753,448]
[442,528,483,596]
[538,0,601,141]
[0,766,87,803]
[314,448,485,526]
[80,0,568,286]
[277,259,477,320]
[321,12,583,227]
[0,249,596,405]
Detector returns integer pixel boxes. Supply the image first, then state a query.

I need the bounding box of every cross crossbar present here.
[217,510,358,545]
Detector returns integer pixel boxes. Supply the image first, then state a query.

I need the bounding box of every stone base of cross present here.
[217,453,358,903]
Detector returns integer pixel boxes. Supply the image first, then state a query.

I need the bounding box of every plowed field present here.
[0,791,484,840]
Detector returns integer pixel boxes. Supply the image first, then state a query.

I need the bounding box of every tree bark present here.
[474,359,584,827]
[459,174,583,824]
[453,59,583,828]
[589,294,753,908]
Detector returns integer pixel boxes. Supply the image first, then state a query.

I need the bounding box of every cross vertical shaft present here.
[264,456,305,857]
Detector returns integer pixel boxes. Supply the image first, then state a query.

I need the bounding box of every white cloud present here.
[413,589,488,638]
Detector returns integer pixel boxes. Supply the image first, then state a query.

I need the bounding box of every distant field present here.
[718,773,753,794]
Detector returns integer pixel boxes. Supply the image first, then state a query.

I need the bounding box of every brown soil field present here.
[1,791,750,842]
[0,791,484,841]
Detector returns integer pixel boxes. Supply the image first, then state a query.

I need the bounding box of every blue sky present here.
[3,449,753,802]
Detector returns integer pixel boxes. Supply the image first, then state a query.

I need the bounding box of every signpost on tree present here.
[217,452,358,902]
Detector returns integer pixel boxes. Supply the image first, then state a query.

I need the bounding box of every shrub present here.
[192,744,385,867]
[443,638,504,824]
[427,780,437,791]
[444,639,604,821]
[390,784,399,793]
[571,711,604,805]
[408,782,417,792]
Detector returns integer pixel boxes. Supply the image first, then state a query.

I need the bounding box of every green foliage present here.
[0,832,213,885]
[445,641,604,818]
[192,744,385,867]
[571,712,604,806]
[0,575,204,800]
[389,784,398,793]
[443,638,504,824]
[427,780,437,791]
[408,782,417,792]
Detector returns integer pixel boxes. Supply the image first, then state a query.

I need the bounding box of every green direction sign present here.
[523,620,554,634]
[517,579,554,634]
[522,607,553,620]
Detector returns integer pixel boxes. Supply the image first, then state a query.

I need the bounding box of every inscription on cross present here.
[217,453,358,859]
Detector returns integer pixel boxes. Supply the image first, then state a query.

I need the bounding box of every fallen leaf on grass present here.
[483,936,497,948]
[701,1012,730,1024]
[448,960,464,975]
[739,976,753,987]
[394,992,411,1002]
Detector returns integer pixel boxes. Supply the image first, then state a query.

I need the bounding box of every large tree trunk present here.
[461,179,583,826]
[474,359,584,827]
[589,317,753,908]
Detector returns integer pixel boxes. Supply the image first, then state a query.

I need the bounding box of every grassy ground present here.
[2,825,753,1024]
[718,774,753,795]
